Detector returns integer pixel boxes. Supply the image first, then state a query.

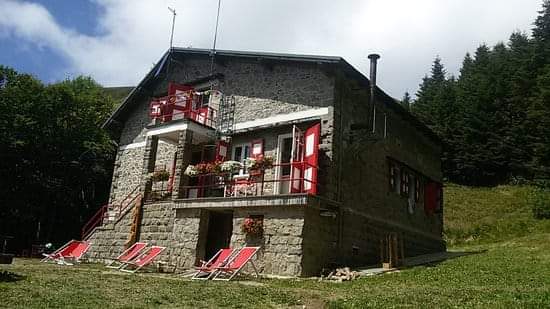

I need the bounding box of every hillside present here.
[444,184,550,246]
[103,86,133,105]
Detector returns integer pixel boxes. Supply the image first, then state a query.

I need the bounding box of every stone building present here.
[84,48,445,277]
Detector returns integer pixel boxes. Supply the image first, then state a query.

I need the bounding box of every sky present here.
[0,0,544,98]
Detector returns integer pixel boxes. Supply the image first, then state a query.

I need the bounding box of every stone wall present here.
[333,73,445,262]
[301,206,339,275]
[117,55,335,147]
[109,146,144,205]
[231,207,305,276]
[86,201,310,277]
[86,207,134,262]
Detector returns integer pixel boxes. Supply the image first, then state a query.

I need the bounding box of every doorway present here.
[204,211,234,260]
[275,133,293,194]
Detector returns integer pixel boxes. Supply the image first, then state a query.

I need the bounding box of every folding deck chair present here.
[119,246,166,273]
[106,242,147,269]
[212,247,260,281]
[41,240,91,265]
[192,248,235,280]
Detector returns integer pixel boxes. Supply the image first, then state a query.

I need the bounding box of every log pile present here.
[323,267,360,282]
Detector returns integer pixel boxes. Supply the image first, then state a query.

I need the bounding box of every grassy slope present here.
[444,184,550,246]
[1,185,550,308]
[103,86,133,105]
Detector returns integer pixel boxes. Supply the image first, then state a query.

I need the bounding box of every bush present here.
[530,188,550,219]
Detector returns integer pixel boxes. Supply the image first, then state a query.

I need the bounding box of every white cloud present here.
[0,0,543,97]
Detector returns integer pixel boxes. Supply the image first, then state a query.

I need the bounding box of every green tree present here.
[0,67,115,251]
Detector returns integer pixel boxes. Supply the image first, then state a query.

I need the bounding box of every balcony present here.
[149,82,221,129]
[148,161,318,204]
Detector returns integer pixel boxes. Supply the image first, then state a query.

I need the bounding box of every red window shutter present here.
[303,123,320,195]
[250,139,264,159]
[424,182,437,215]
[215,140,230,162]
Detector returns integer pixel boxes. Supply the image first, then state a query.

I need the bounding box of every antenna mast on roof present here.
[210,0,222,75]
[168,7,177,49]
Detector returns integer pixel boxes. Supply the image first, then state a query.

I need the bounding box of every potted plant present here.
[246,155,274,175]
[241,216,263,237]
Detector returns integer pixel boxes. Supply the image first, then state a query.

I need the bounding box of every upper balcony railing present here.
[149,92,218,129]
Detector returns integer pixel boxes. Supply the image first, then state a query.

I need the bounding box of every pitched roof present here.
[103,47,441,144]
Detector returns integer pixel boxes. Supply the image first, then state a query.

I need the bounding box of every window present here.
[400,169,409,197]
[232,144,250,175]
[389,162,397,192]
[389,161,401,194]
[415,177,422,202]
[280,137,293,177]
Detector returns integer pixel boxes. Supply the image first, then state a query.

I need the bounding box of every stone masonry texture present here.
[86,51,445,277]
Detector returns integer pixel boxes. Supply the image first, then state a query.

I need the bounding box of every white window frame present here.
[232,143,250,177]
[274,133,293,194]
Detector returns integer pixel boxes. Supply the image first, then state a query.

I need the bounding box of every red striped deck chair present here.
[119,246,166,273]
[106,242,147,269]
[192,248,235,280]
[41,240,90,265]
[212,247,260,281]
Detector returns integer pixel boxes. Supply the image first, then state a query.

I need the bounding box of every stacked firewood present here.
[323,267,359,282]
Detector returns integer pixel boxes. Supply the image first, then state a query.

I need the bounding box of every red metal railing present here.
[181,162,318,199]
[80,185,141,240]
[81,204,109,240]
[117,185,141,218]
[150,94,218,128]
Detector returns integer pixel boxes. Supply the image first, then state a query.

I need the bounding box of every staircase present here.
[81,186,141,240]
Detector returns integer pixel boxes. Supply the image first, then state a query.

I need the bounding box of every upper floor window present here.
[232,144,250,175]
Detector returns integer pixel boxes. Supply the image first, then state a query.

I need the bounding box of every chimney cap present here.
[368,54,380,60]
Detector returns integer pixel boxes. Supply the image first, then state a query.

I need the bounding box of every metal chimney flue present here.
[368,54,380,87]
[368,54,380,133]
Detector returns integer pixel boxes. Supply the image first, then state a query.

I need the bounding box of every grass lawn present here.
[1,185,550,308]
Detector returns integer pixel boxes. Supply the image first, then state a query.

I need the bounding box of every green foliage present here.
[530,188,550,219]
[410,2,550,186]
[0,67,115,251]
[400,92,411,110]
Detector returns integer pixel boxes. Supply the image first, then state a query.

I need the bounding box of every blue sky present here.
[0,0,543,96]
[0,0,104,83]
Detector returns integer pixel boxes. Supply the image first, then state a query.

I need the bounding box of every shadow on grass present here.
[0,270,25,282]
[404,250,487,268]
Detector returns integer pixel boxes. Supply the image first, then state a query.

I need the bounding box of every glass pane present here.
[282,137,292,176]
[234,146,242,162]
